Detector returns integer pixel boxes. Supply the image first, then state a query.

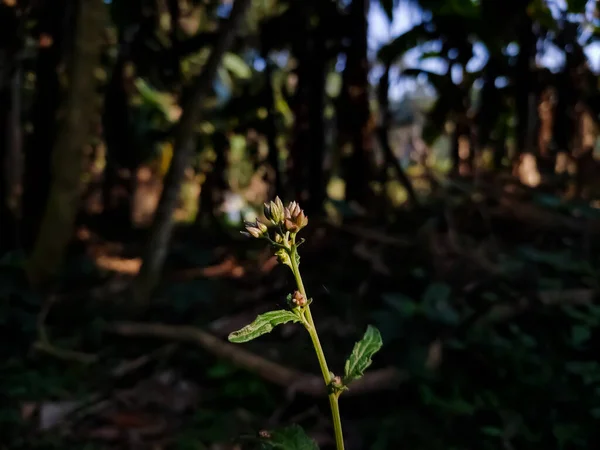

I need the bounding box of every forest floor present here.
[3,175,600,450]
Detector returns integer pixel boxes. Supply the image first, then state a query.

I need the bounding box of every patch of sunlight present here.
[94,67,107,83]
[413,177,431,192]
[518,153,541,187]
[324,200,343,226]
[174,171,200,223]
[257,107,268,119]
[199,121,215,134]
[220,191,248,226]
[229,135,246,161]
[95,255,141,275]
[406,164,425,177]
[159,142,173,177]
[327,176,345,201]
[370,181,383,195]
[431,156,452,174]
[555,152,576,175]
[324,104,335,119]
[386,180,408,207]
[479,149,494,170]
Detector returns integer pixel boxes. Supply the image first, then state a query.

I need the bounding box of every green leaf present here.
[260,424,319,449]
[222,53,252,79]
[228,310,301,343]
[343,325,383,383]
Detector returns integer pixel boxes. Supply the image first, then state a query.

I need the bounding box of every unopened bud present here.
[266,196,285,225]
[257,220,268,233]
[329,375,346,394]
[243,220,265,238]
[263,202,272,220]
[292,290,307,307]
[286,201,301,218]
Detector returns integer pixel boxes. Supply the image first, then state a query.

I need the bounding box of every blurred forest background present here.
[2,0,600,448]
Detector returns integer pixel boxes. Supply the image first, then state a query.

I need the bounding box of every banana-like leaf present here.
[377,24,436,64]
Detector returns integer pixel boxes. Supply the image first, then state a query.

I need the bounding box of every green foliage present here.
[343,325,383,384]
[222,53,253,80]
[228,310,301,343]
[260,425,319,450]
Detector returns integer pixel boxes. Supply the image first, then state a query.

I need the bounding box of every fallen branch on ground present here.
[109,321,407,397]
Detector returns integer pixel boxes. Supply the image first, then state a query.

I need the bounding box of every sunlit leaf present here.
[260,424,319,449]
[222,53,252,79]
[228,310,301,343]
[343,325,383,383]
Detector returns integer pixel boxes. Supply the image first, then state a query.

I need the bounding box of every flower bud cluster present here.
[242,196,309,241]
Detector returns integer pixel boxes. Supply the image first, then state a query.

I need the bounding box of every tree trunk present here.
[376,65,418,207]
[133,0,251,305]
[305,22,327,215]
[21,0,71,252]
[0,3,21,254]
[339,0,373,206]
[289,10,311,204]
[259,30,283,199]
[515,9,535,157]
[27,0,107,285]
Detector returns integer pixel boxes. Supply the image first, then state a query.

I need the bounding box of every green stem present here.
[290,245,345,450]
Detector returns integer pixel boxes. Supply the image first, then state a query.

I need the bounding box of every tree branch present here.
[133,0,252,305]
[109,321,408,397]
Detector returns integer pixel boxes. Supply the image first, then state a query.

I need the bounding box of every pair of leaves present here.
[228,310,300,343]
[229,312,383,387]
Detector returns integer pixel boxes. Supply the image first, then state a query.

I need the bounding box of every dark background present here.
[1,0,600,448]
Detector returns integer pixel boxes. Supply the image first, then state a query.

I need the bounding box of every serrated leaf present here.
[343,325,383,383]
[260,424,319,449]
[228,310,300,343]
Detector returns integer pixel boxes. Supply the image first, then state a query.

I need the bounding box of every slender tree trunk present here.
[493,121,508,170]
[450,122,461,174]
[259,30,283,198]
[289,12,311,204]
[305,22,327,215]
[196,132,228,227]
[27,0,107,285]
[515,9,535,157]
[133,0,251,304]
[0,3,21,253]
[376,65,418,206]
[339,0,373,206]
[21,0,70,252]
